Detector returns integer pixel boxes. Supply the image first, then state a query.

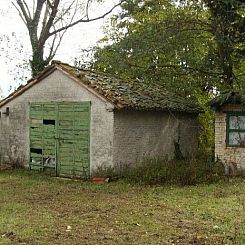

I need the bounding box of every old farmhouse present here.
[211,92,245,174]
[0,61,201,178]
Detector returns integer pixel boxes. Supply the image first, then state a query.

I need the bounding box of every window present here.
[43,119,55,125]
[227,112,245,147]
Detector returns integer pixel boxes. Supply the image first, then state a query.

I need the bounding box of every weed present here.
[95,156,225,186]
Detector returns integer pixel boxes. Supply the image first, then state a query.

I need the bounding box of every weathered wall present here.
[215,104,245,172]
[0,69,201,174]
[113,110,199,166]
[0,70,114,172]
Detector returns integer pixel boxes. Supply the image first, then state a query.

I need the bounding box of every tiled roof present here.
[0,61,202,113]
[210,91,245,111]
[59,62,201,113]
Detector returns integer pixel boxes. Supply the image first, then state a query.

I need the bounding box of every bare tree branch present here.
[49,0,126,37]
[47,32,58,61]
[33,0,46,26]
[22,0,32,19]
[53,0,76,25]
[32,0,36,17]
[15,0,31,23]
[46,0,53,8]
[85,0,92,20]
[49,29,67,61]
[12,2,28,26]
[13,0,126,75]
[39,0,60,46]
[47,0,77,61]
[41,2,51,39]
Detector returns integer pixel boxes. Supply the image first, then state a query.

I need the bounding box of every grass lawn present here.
[0,170,244,244]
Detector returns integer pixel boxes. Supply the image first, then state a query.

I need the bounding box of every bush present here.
[95,156,225,186]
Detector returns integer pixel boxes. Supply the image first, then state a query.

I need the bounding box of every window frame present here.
[226,112,245,147]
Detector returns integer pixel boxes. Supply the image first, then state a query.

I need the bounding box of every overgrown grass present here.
[0,170,244,244]
[95,156,225,186]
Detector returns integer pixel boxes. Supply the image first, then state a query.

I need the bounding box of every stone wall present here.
[113,110,199,166]
[215,104,245,172]
[0,70,114,173]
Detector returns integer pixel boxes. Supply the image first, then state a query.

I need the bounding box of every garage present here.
[0,61,201,178]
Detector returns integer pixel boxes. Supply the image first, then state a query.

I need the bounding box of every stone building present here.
[0,61,201,178]
[211,92,245,174]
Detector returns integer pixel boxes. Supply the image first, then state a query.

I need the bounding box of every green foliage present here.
[95,156,225,186]
[203,0,245,88]
[93,0,218,98]
[87,0,245,94]
[197,93,215,154]
[83,0,244,154]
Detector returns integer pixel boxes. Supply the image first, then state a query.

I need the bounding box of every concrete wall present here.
[215,104,245,172]
[0,70,114,172]
[113,110,199,166]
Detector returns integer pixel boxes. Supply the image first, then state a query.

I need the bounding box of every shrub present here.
[94,155,225,186]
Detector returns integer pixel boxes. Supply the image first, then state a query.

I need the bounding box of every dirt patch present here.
[0,164,13,171]
[1,231,31,244]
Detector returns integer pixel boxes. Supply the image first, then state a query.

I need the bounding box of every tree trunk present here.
[14,0,125,76]
[30,42,49,76]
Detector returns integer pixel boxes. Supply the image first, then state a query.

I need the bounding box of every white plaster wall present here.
[0,70,114,172]
[113,110,199,166]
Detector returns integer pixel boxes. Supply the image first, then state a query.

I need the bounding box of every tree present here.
[13,0,125,76]
[91,0,214,97]
[203,0,245,88]
[91,0,244,94]
[87,0,244,153]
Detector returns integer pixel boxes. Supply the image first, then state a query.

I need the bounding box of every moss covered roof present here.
[0,61,202,113]
[59,62,201,113]
[210,91,245,111]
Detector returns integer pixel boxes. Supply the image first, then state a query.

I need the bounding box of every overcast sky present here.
[0,0,118,97]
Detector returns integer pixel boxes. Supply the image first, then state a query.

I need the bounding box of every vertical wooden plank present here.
[57,102,90,179]
[29,102,56,174]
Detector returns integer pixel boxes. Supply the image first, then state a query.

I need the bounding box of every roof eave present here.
[114,105,202,114]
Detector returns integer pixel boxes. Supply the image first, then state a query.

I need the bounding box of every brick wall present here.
[113,111,199,166]
[0,70,114,173]
[215,104,245,172]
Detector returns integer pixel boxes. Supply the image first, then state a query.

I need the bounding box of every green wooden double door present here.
[29,102,90,178]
